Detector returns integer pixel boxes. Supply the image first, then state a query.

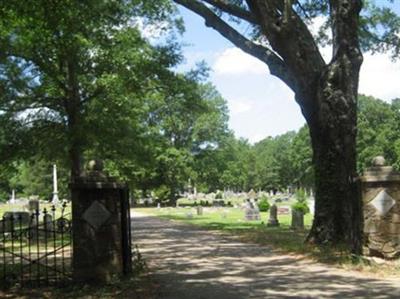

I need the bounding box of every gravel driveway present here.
[132,211,400,299]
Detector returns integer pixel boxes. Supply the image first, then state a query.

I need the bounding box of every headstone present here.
[43,213,54,231]
[52,164,60,205]
[360,156,400,258]
[9,189,16,204]
[267,204,280,227]
[2,211,30,231]
[247,189,257,199]
[28,200,40,212]
[196,206,203,216]
[252,199,260,220]
[244,200,254,221]
[291,209,304,230]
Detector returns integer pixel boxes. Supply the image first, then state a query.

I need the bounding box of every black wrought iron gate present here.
[0,202,72,288]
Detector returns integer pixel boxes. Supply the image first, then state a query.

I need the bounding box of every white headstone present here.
[9,189,16,204]
[52,164,60,205]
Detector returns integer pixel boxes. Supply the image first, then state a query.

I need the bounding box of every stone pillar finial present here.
[372,156,386,167]
[87,159,104,172]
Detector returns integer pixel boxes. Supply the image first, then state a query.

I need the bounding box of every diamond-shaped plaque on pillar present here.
[370,190,396,216]
[82,200,111,230]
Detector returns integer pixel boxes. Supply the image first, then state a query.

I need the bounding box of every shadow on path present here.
[132,212,400,299]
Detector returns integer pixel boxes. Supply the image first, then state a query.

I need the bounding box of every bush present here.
[215,191,223,199]
[258,196,270,212]
[291,201,310,214]
[295,188,307,203]
[292,188,310,214]
[153,185,171,202]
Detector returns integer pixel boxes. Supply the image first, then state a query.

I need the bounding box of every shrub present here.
[153,185,171,202]
[291,201,310,214]
[295,188,307,203]
[215,191,223,199]
[258,196,270,212]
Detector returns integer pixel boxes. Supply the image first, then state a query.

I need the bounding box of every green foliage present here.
[291,202,310,214]
[295,189,307,203]
[215,191,223,199]
[357,95,400,171]
[153,185,171,203]
[9,158,69,200]
[292,189,309,214]
[258,196,270,212]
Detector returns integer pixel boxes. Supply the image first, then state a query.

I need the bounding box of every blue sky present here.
[174,4,400,143]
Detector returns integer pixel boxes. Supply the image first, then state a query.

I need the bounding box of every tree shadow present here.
[133,214,400,299]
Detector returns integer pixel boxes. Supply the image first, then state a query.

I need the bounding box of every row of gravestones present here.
[0,199,55,233]
[192,202,304,230]
[267,204,304,229]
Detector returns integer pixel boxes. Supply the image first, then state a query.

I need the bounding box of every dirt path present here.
[132,211,400,299]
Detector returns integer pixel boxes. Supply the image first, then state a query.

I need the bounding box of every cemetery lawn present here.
[138,207,400,277]
[138,207,312,254]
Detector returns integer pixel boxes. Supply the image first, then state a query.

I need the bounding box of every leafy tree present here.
[172,0,379,252]
[288,126,313,189]
[9,158,69,201]
[357,95,399,171]
[0,0,181,178]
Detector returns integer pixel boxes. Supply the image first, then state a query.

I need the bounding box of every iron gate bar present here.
[0,204,72,289]
[18,215,23,287]
[52,206,57,283]
[2,220,5,282]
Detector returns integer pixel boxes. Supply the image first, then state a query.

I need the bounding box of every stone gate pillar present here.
[70,160,131,283]
[360,156,400,259]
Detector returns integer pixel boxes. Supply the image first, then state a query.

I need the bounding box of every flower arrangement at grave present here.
[258,196,270,212]
[291,189,310,214]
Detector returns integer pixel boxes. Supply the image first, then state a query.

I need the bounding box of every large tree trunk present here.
[303,51,363,253]
[306,97,362,253]
[66,57,83,180]
[67,108,82,180]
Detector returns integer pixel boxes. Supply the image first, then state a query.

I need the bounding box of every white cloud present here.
[132,18,169,40]
[213,48,268,75]
[228,99,253,115]
[359,53,400,101]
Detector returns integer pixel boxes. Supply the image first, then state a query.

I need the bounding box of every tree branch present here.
[245,0,326,99]
[174,0,297,90]
[202,0,258,24]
